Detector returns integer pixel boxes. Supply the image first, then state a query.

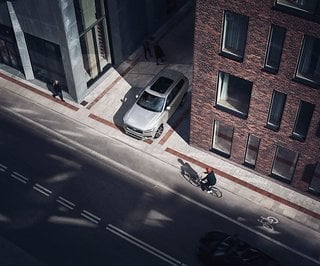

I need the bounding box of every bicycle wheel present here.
[210,186,222,198]
[182,171,201,187]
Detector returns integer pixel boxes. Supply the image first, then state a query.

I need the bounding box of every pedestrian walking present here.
[52,80,64,102]
[154,42,166,65]
[143,35,152,60]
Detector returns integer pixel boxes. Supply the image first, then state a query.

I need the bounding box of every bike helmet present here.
[206,167,213,173]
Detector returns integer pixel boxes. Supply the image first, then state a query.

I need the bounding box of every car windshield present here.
[137,91,165,112]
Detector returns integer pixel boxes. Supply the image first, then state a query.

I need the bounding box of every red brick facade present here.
[190,0,320,193]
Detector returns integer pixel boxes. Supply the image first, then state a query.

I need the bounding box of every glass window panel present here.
[221,11,249,61]
[267,90,286,130]
[272,146,298,181]
[292,100,315,141]
[244,134,260,167]
[296,35,320,86]
[80,31,98,81]
[0,39,10,65]
[74,0,104,32]
[264,25,286,73]
[276,0,318,13]
[212,121,234,157]
[94,21,108,71]
[216,72,252,118]
[309,163,320,194]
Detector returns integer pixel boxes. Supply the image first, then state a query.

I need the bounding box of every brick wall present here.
[190,0,320,192]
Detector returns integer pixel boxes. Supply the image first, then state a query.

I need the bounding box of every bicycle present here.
[257,216,279,230]
[181,170,222,198]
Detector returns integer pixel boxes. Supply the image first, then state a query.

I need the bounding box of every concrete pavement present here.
[0,0,319,238]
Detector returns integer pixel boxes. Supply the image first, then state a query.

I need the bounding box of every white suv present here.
[123,69,189,139]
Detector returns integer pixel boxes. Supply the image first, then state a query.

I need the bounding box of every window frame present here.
[220,10,249,62]
[243,134,261,169]
[308,162,320,195]
[291,100,315,142]
[216,71,253,119]
[211,120,234,158]
[294,35,320,89]
[271,145,299,183]
[273,0,320,22]
[265,90,287,131]
[263,24,286,74]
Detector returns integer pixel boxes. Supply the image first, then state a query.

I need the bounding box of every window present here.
[244,134,260,168]
[216,72,253,118]
[75,0,112,85]
[271,146,298,182]
[274,0,320,21]
[264,25,286,73]
[276,0,319,13]
[212,121,234,158]
[292,100,315,141]
[309,163,320,195]
[295,35,320,88]
[221,11,249,62]
[266,90,286,131]
[25,34,67,90]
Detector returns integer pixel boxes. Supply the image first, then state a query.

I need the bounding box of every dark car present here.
[197,231,280,266]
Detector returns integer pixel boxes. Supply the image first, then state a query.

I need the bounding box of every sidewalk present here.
[0,1,319,235]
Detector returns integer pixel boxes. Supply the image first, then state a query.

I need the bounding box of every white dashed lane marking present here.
[80,210,101,224]
[56,196,76,210]
[33,183,52,197]
[0,163,8,172]
[10,171,29,184]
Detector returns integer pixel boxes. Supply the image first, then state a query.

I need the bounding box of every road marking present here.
[4,107,318,265]
[56,196,75,210]
[0,163,8,172]
[10,171,29,184]
[33,183,52,197]
[80,210,101,224]
[106,224,186,266]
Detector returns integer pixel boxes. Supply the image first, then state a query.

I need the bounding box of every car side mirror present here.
[135,94,139,99]
[166,106,171,111]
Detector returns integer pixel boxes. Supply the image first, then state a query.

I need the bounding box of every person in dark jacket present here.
[143,35,152,60]
[154,42,166,65]
[201,167,216,192]
[52,80,64,101]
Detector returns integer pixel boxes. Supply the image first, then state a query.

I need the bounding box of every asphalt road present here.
[0,96,319,266]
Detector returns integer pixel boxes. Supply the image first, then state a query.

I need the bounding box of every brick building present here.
[190,0,320,196]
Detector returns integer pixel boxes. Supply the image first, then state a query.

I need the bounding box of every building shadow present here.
[112,86,143,130]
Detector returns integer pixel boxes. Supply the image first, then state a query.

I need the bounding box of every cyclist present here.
[201,167,216,192]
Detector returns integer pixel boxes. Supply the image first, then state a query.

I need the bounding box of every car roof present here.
[145,69,186,96]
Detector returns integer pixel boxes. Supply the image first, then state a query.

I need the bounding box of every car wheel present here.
[180,93,187,106]
[154,124,164,139]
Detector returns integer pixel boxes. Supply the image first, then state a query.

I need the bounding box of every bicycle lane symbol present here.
[257,216,279,230]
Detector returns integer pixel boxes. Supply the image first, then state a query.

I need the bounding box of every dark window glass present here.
[244,134,260,168]
[216,72,253,118]
[276,0,318,13]
[295,35,320,87]
[264,25,286,73]
[271,146,298,182]
[212,121,234,158]
[25,34,67,90]
[292,100,315,141]
[266,90,286,131]
[309,163,320,194]
[221,11,249,62]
